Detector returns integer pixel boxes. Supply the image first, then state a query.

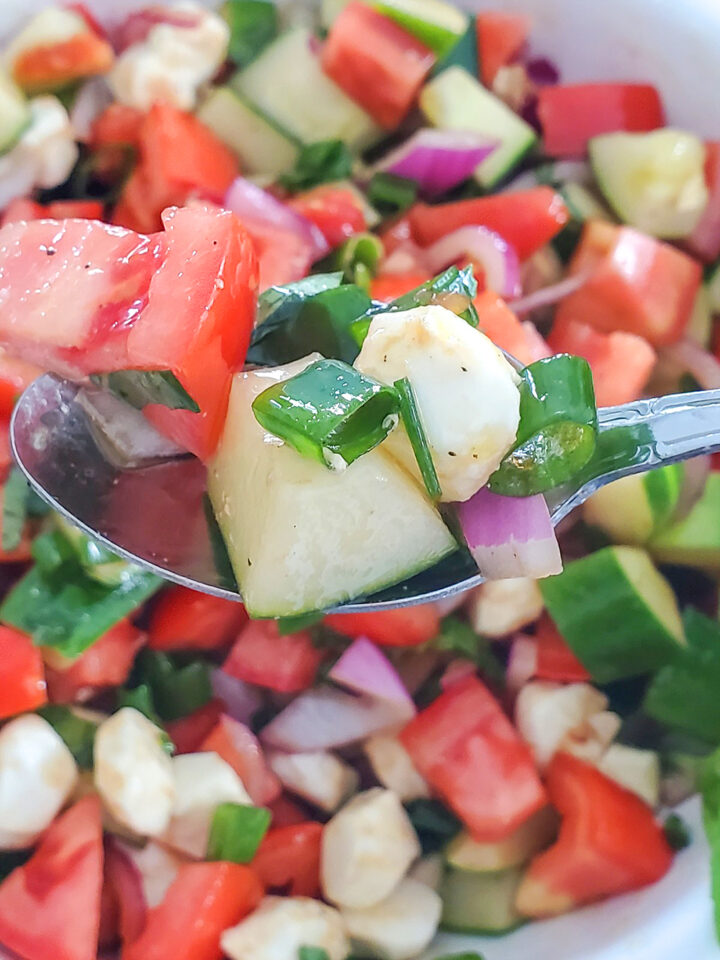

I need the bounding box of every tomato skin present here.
[517,752,673,917]
[149,586,247,652]
[45,619,145,704]
[0,796,103,960]
[223,620,322,693]
[476,11,530,87]
[409,188,569,260]
[290,184,367,249]
[538,83,665,158]
[0,625,47,718]
[556,221,701,347]
[1,198,45,225]
[321,1,435,128]
[122,863,262,960]
[252,823,323,897]
[324,604,440,648]
[370,273,431,302]
[401,675,546,841]
[268,795,309,828]
[201,715,281,806]
[12,30,114,93]
[165,699,226,755]
[534,615,590,683]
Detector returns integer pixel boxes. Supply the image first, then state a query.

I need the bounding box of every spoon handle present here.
[546,389,720,524]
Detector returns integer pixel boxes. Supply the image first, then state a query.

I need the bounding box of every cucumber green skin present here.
[439,919,527,936]
[372,1,466,57]
[644,464,683,530]
[650,473,720,572]
[539,547,684,683]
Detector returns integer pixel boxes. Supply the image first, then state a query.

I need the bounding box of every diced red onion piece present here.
[380,240,430,276]
[112,5,202,51]
[211,668,262,725]
[661,339,720,391]
[509,271,590,315]
[70,78,113,142]
[104,837,147,945]
[424,226,521,299]
[456,486,563,580]
[260,686,406,752]
[393,649,441,695]
[506,634,539,692]
[329,636,415,717]
[674,455,711,521]
[439,658,477,690]
[525,56,561,86]
[374,130,497,199]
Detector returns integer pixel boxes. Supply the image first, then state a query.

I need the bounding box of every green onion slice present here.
[207,802,271,863]
[394,377,441,500]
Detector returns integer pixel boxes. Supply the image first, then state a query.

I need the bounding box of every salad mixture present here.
[0,1,718,959]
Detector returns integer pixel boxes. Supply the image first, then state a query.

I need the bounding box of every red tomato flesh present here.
[518,752,673,916]
[290,183,367,249]
[149,586,247,652]
[122,863,262,960]
[0,625,47,718]
[409,188,569,260]
[324,604,440,647]
[401,675,546,840]
[201,714,281,806]
[0,796,103,960]
[370,273,431,302]
[556,221,701,347]
[252,822,323,897]
[538,83,665,158]
[223,620,322,693]
[474,289,549,366]
[534,615,591,683]
[321,1,435,128]
[164,699,226,755]
[12,30,114,93]
[476,12,530,87]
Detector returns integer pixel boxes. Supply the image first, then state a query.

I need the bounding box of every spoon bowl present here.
[11,373,720,612]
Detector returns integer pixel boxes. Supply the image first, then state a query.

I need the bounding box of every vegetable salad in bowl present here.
[0,0,718,958]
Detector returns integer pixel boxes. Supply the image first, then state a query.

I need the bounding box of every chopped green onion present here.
[31,530,74,574]
[137,651,213,723]
[207,802,271,863]
[701,745,720,940]
[383,265,478,328]
[2,468,32,551]
[221,0,278,67]
[90,370,199,413]
[435,616,503,684]
[404,798,461,854]
[489,354,598,497]
[253,359,399,470]
[38,705,98,769]
[276,611,324,635]
[53,518,132,586]
[368,172,418,213]
[334,233,384,292]
[394,377,441,500]
[248,283,371,366]
[280,139,353,192]
[117,683,161,724]
[663,813,691,851]
[298,949,331,960]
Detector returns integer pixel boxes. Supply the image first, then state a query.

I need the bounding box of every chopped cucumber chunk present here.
[590,129,709,239]
[445,806,557,873]
[440,865,526,934]
[583,464,683,546]
[0,74,29,156]
[650,472,720,572]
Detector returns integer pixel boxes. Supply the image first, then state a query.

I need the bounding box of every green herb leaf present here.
[38,705,98,769]
[91,370,200,413]
[221,0,278,67]
[368,172,418,214]
[135,651,213,722]
[663,813,691,851]
[404,798,461,854]
[394,377,441,500]
[2,468,32,551]
[382,265,478,327]
[435,616,503,684]
[280,139,353,192]
[207,802,271,862]
[253,359,399,469]
[298,948,331,960]
[0,561,161,659]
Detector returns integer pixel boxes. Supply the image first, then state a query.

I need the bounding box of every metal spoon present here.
[10,373,720,612]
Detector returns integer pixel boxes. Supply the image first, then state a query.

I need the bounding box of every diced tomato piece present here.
[0,625,47,718]
[90,104,145,150]
[534,615,590,683]
[409,189,569,260]
[223,620,322,693]
[268,795,309,828]
[165,699,226,755]
[252,822,323,897]
[45,200,105,220]
[322,1,435,128]
[0,796,103,960]
[324,604,440,647]
[12,30,114,93]
[476,11,530,87]
[103,839,147,948]
[401,675,546,840]
[474,289,548,365]
[149,586,247,652]
[686,141,720,263]
[114,104,238,234]
[370,273,431,302]
[557,221,702,347]
[290,183,367,249]
[521,319,553,362]
[517,752,673,916]
[2,198,45,225]
[45,619,145,704]
[122,863,262,960]
[548,314,656,407]
[226,211,315,292]
[128,204,258,459]
[538,84,665,158]
[378,212,416,255]
[0,348,41,417]
[201,714,281,806]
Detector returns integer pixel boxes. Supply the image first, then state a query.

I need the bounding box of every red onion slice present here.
[456,486,563,580]
[374,130,497,199]
[329,636,415,717]
[509,271,589,315]
[507,634,539,692]
[660,338,720,391]
[424,225,521,300]
[70,78,113,142]
[674,455,711,521]
[210,668,262,726]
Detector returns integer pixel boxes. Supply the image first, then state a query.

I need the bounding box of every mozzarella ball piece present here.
[94,707,174,837]
[466,578,544,638]
[363,734,429,801]
[0,714,78,849]
[268,751,358,813]
[341,877,442,960]
[161,752,251,858]
[221,896,349,960]
[321,788,420,909]
[355,304,521,502]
